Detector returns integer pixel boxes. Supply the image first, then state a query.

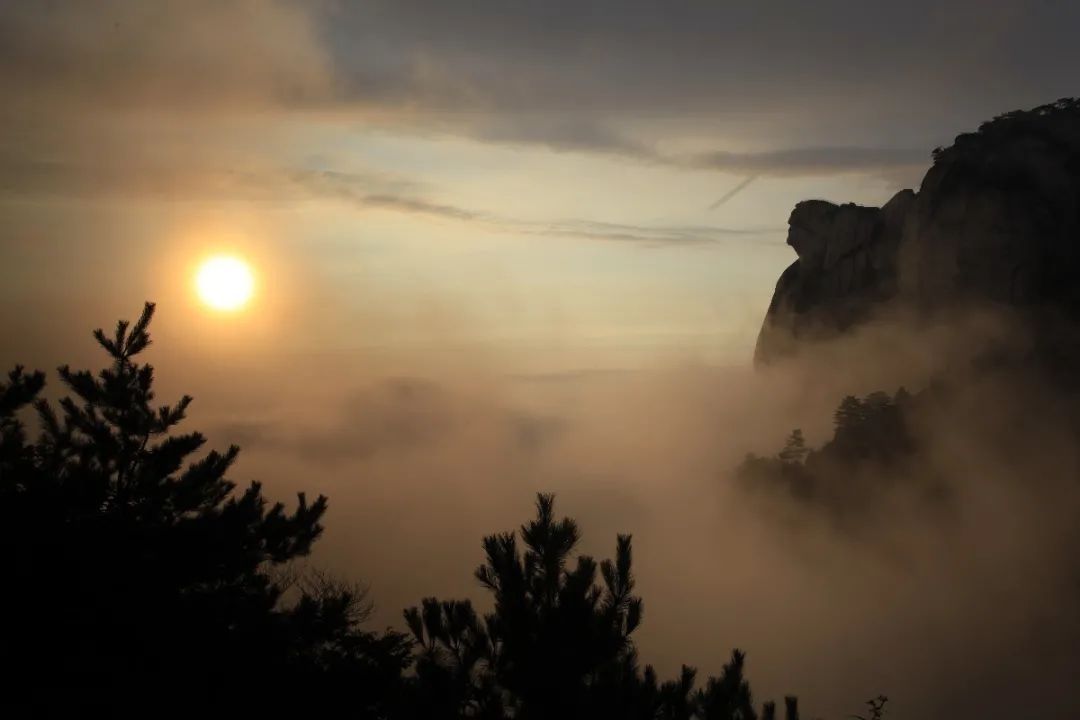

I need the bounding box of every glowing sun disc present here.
[196,256,255,311]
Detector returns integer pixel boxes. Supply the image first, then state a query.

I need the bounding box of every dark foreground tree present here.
[405,494,797,720]
[0,303,409,716]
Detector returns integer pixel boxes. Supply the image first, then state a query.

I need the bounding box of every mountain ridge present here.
[756,98,1080,367]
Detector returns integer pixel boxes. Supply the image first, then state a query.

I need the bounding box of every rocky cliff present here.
[756,98,1080,365]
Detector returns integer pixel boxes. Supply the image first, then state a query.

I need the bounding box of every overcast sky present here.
[4,1,1077,371]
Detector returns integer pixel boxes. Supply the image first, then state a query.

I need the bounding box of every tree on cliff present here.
[0,303,409,715]
[739,388,927,519]
[778,429,809,465]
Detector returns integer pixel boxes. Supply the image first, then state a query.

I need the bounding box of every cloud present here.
[0,152,785,245]
[0,0,332,115]
[319,196,785,246]
[7,0,1078,183]
[317,0,1080,164]
[687,147,929,178]
[466,124,928,180]
[215,377,566,465]
[0,152,417,207]
[472,117,657,158]
[330,185,785,244]
[517,219,784,245]
[359,194,482,223]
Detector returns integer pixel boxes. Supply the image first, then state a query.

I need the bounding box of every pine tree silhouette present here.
[0,303,409,716]
[479,493,644,718]
[406,494,798,719]
[850,694,888,720]
[695,649,758,720]
[778,429,809,465]
[404,597,502,718]
[833,395,865,439]
[784,695,800,720]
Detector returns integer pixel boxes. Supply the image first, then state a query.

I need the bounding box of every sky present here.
[5,0,1078,376]
[3,2,1080,717]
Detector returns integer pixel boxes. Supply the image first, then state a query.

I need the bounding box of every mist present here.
[9,279,1076,718]
[128,297,1064,719]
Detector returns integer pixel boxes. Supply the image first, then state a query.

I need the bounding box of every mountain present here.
[756,98,1080,367]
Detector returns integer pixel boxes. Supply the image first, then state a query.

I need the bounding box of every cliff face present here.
[756,98,1080,365]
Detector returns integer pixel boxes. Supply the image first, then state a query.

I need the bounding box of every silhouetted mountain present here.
[756,98,1080,368]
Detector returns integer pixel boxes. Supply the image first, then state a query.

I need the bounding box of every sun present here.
[195,255,255,311]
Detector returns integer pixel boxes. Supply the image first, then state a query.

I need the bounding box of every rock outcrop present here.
[756,98,1080,365]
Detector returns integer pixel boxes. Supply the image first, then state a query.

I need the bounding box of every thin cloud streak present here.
[709,176,758,210]
[0,155,784,246]
[687,146,928,177]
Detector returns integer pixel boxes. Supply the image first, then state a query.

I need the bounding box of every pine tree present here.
[833,395,865,434]
[407,494,799,719]
[778,429,808,465]
[695,649,758,720]
[0,365,45,474]
[784,695,801,720]
[851,695,888,720]
[656,665,699,720]
[404,597,502,718]
[404,493,645,718]
[0,303,409,716]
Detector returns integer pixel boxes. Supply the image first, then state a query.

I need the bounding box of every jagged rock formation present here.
[756,98,1080,365]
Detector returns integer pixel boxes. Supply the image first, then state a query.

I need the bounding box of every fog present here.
[144,301,1077,719]
[6,220,1079,718]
